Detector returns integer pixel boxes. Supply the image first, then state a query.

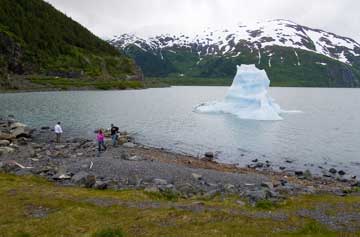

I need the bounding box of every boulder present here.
[0,146,15,155]
[10,125,33,138]
[16,137,29,146]
[119,151,129,160]
[127,176,139,186]
[245,189,270,204]
[123,142,135,148]
[153,178,168,186]
[117,136,128,145]
[0,132,13,140]
[71,171,96,188]
[0,160,21,173]
[177,183,197,197]
[10,122,27,129]
[94,181,108,190]
[0,140,10,146]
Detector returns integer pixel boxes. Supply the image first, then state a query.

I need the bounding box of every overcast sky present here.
[46,0,359,42]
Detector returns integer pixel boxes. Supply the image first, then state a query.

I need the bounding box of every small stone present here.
[338,170,346,176]
[351,181,360,187]
[192,173,202,180]
[127,156,144,161]
[252,159,258,163]
[55,145,66,150]
[77,153,84,157]
[127,176,139,186]
[165,184,174,189]
[261,182,274,189]
[204,152,214,158]
[279,166,286,170]
[245,189,269,204]
[329,168,337,174]
[144,186,160,193]
[53,174,71,180]
[224,183,235,191]
[295,171,304,176]
[236,200,246,207]
[29,149,36,158]
[204,189,219,198]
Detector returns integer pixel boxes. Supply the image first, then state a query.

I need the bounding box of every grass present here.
[28,77,144,90]
[0,173,360,236]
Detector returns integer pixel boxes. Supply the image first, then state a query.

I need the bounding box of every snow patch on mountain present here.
[109,19,360,65]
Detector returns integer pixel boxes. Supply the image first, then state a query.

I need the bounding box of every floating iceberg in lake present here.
[194,64,284,120]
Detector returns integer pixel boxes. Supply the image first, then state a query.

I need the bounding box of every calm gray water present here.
[1,87,360,176]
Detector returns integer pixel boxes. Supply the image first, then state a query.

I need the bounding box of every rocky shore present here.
[1,117,359,206]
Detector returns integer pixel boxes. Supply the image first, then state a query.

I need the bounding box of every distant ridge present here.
[110,19,360,87]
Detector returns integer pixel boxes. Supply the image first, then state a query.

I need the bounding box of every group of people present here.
[53,122,120,156]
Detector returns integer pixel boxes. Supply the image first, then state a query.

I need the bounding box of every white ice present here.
[194,64,284,120]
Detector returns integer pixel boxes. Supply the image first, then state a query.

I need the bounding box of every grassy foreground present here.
[1,173,360,237]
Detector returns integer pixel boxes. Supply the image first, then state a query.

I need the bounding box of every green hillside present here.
[0,0,142,90]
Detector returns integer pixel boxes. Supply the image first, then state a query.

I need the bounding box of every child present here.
[96,129,107,156]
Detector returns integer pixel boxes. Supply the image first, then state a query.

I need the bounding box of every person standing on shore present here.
[54,122,63,143]
[96,129,107,156]
[110,124,119,146]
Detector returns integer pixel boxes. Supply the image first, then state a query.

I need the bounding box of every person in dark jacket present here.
[110,124,119,146]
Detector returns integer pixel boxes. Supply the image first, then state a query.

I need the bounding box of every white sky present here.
[46,0,360,42]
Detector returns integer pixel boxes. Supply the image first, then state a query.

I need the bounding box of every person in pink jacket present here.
[96,129,107,155]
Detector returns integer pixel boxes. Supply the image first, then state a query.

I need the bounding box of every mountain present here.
[109,19,360,87]
[0,0,142,90]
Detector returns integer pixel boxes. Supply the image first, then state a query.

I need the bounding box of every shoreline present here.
[1,119,359,204]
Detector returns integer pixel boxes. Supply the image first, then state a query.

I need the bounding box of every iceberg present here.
[194,64,283,120]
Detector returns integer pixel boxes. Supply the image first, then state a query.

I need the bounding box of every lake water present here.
[1,87,360,176]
